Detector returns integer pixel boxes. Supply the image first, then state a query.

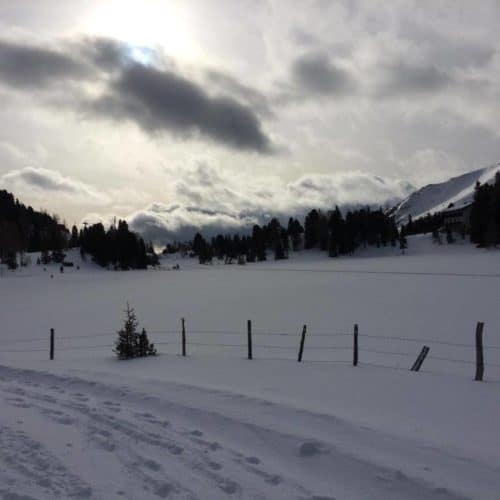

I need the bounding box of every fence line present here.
[3,328,496,347]
[0,320,498,381]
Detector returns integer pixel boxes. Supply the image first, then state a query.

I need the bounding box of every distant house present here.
[442,202,473,233]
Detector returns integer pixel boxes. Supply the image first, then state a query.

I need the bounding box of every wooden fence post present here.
[411,345,430,372]
[353,324,358,366]
[50,328,54,360]
[181,318,186,357]
[475,321,484,381]
[297,325,307,362]
[247,320,252,360]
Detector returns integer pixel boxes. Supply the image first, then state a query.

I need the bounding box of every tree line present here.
[185,206,402,264]
[470,172,500,247]
[0,189,67,268]
[78,220,158,270]
[0,188,159,271]
[1,188,406,270]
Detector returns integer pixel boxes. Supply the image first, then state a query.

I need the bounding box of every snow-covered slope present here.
[391,162,500,224]
[1,239,500,498]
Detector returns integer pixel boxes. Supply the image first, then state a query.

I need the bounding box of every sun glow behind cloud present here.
[81,0,202,64]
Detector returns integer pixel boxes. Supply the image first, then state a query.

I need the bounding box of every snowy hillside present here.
[1,237,500,499]
[391,162,500,224]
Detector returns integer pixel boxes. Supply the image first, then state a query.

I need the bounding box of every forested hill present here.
[0,189,68,259]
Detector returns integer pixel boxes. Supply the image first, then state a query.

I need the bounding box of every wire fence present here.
[0,321,498,381]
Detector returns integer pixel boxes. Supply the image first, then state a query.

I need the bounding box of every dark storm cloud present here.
[89,63,273,153]
[75,36,128,71]
[205,69,273,118]
[0,39,91,88]
[292,51,355,96]
[0,36,273,153]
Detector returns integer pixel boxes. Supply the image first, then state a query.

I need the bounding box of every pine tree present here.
[399,232,408,255]
[138,328,157,357]
[69,225,79,247]
[114,304,157,359]
[114,303,140,360]
[304,209,320,249]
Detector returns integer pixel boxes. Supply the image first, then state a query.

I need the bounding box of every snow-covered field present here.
[1,235,500,499]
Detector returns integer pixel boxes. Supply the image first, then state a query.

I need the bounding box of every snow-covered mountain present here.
[391,162,500,224]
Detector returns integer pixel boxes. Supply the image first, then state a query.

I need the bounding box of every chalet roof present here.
[441,201,473,215]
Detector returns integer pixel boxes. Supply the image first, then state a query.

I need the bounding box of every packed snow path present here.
[0,364,497,499]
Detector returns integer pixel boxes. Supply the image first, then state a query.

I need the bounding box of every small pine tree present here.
[114,303,139,360]
[139,328,157,357]
[114,304,157,359]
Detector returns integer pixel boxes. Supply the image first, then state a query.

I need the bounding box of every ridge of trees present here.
[0,188,158,271]
[78,220,158,270]
[0,189,67,267]
[183,206,400,264]
[470,172,500,247]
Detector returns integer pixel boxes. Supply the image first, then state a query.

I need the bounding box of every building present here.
[441,202,473,233]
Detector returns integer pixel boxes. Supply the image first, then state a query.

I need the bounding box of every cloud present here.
[376,60,451,97]
[74,36,128,71]
[0,36,274,153]
[291,51,355,96]
[290,27,321,47]
[88,63,273,153]
[87,163,414,244]
[401,148,468,184]
[0,141,26,165]
[0,166,110,205]
[205,69,273,118]
[399,20,495,70]
[0,38,91,88]
[286,172,413,208]
[127,203,259,243]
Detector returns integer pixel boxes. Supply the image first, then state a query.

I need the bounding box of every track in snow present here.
[0,364,493,499]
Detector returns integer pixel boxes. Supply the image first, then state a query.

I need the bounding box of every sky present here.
[0,0,499,241]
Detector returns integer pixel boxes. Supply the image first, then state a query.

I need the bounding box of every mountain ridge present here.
[390,162,500,224]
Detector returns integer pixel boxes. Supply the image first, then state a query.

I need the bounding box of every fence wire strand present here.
[2,325,500,381]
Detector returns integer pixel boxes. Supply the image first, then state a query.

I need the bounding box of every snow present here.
[392,162,500,223]
[1,237,500,499]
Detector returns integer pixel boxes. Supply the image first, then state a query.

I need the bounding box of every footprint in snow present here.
[72,393,89,401]
[143,459,162,472]
[209,442,221,452]
[153,482,174,498]
[41,408,75,426]
[134,412,157,422]
[299,441,329,458]
[218,479,239,495]
[102,401,121,413]
[5,397,31,409]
